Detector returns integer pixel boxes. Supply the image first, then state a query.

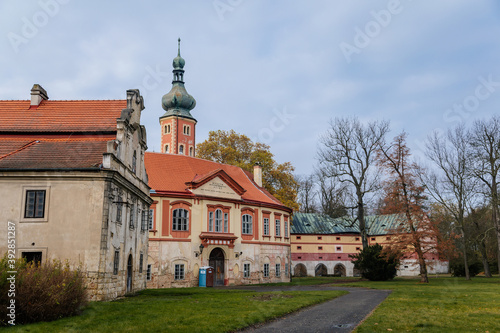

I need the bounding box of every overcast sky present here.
[2,1,500,175]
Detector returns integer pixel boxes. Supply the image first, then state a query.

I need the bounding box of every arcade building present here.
[144,41,292,287]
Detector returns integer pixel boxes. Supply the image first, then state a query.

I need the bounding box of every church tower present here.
[160,39,197,156]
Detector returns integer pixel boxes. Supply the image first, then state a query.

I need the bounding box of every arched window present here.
[132,151,137,174]
[172,208,189,231]
[242,214,252,234]
[214,209,222,232]
[189,147,193,156]
[179,145,184,155]
[165,145,169,153]
[164,124,171,134]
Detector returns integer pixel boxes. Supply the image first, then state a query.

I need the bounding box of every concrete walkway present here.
[232,285,391,333]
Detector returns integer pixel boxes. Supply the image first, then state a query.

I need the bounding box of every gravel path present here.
[229,285,391,333]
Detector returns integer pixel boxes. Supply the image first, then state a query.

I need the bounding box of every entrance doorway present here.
[209,248,225,286]
[127,254,133,292]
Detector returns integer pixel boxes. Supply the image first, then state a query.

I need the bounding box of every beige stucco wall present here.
[147,195,291,288]
[0,174,105,271]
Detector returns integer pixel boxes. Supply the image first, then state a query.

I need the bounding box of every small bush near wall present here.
[0,256,88,326]
[350,244,399,281]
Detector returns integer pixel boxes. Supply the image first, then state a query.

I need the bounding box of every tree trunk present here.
[461,228,471,280]
[480,239,492,278]
[491,180,500,272]
[358,196,368,249]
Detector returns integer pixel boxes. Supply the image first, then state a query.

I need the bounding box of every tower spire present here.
[178,38,181,56]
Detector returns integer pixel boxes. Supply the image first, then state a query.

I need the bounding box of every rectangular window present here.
[24,190,46,218]
[117,197,122,223]
[386,236,391,241]
[22,252,42,265]
[296,236,301,240]
[139,253,144,273]
[276,263,281,277]
[285,263,289,277]
[148,209,154,230]
[263,263,269,277]
[209,211,213,232]
[356,247,361,251]
[242,214,253,234]
[141,208,147,231]
[244,263,250,278]
[355,237,360,241]
[336,237,341,241]
[263,218,269,236]
[284,221,289,237]
[175,264,185,280]
[173,209,189,231]
[147,264,152,281]
[371,237,376,241]
[318,246,323,250]
[275,219,281,236]
[113,250,119,275]
[317,236,322,240]
[336,246,341,251]
[130,204,135,229]
[297,246,302,250]
[224,213,228,233]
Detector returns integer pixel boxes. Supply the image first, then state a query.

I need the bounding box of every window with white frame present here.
[284,220,288,237]
[275,219,281,236]
[209,211,213,231]
[263,218,269,236]
[214,209,222,232]
[148,209,154,230]
[24,190,46,218]
[139,253,144,273]
[175,264,185,280]
[263,263,269,277]
[224,212,228,233]
[243,263,250,278]
[113,250,119,275]
[179,145,184,155]
[276,263,281,277]
[165,144,169,153]
[242,214,252,234]
[172,208,189,231]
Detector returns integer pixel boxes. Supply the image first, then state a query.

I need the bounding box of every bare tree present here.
[469,116,500,271]
[425,125,478,280]
[318,117,389,248]
[315,169,348,218]
[297,174,318,213]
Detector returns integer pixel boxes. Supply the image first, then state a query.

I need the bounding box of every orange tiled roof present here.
[145,152,287,208]
[0,100,126,132]
[0,137,110,169]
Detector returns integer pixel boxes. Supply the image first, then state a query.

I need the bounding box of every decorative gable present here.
[185,169,245,200]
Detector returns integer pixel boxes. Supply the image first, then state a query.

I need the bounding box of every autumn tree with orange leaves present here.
[377,132,455,283]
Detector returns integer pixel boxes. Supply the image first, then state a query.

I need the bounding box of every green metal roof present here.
[291,213,406,236]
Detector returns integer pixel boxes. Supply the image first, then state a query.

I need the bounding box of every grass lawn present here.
[340,276,500,333]
[2,288,347,332]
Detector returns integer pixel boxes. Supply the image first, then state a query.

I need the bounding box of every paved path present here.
[231,285,391,333]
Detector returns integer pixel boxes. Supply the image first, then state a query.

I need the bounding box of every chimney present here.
[253,164,262,187]
[30,84,48,107]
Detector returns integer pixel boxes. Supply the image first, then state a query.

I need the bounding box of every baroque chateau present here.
[0,40,446,300]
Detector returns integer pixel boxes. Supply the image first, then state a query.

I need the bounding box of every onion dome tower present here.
[160,38,197,156]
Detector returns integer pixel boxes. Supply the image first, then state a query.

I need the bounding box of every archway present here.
[334,263,346,277]
[209,248,225,286]
[315,263,328,276]
[127,254,133,292]
[293,263,307,277]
